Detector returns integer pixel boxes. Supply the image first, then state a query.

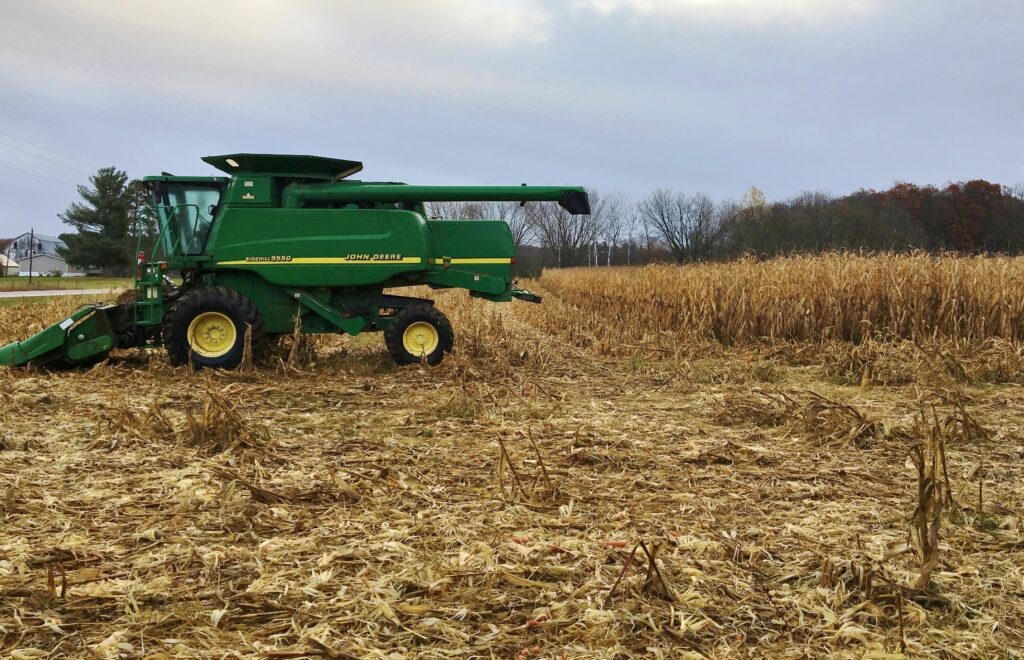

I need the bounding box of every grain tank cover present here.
[202,154,363,180]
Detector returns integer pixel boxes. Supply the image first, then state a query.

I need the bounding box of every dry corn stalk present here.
[240,323,254,372]
[541,253,1024,347]
[181,387,270,453]
[908,411,955,590]
[287,312,304,367]
[496,434,560,503]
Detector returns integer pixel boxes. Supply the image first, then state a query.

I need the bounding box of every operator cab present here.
[143,176,227,257]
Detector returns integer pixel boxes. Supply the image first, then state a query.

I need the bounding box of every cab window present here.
[160,184,223,254]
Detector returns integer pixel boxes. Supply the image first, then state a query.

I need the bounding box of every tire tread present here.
[164,286,265,368]
[383,305,454,365]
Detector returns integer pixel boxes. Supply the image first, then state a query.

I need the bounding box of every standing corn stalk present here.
[908,411,955,590]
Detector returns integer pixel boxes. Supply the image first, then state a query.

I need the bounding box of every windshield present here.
[161,184,223,255]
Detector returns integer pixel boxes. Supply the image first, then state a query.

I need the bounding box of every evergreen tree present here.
[58,167,139,275]
[127,179,160,247]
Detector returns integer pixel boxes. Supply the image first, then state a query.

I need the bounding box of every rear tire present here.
[384,305,454,366]
[164,287,265,369]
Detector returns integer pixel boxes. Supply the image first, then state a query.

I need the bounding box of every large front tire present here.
[164,287,265,369]
[384,305,454,366]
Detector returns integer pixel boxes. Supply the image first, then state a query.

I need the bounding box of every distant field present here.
[0,276,132,291]
[0,296,57,307]
[0,256,1021,657]
[0,293,124,307]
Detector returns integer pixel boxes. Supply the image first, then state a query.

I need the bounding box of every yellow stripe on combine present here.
[218,257,423,266]
[217,257,513,266]
[429,258,513,265]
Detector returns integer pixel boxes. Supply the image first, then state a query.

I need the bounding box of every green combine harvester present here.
[0,154,589,369]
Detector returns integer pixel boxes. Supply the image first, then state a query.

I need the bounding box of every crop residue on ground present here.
[1,258,1023,657]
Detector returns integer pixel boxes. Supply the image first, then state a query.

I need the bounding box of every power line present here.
[0,139,93,176]
[0,128,96,168]
[0,161,77,187]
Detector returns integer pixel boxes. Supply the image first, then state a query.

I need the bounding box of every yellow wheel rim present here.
[402,321,439,356]
[187,311,237,358]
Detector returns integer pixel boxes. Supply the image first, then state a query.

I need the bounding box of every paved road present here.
[0,288,123,299]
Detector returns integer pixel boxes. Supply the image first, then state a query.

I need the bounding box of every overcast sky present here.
[1,0,1021,236]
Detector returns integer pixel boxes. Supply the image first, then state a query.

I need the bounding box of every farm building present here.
[0,253,18,277]
[8,232,84,276]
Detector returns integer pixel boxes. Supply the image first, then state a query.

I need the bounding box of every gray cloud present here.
[0,0,1021,236]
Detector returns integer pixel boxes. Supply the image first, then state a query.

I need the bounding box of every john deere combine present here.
[0,154,589,369]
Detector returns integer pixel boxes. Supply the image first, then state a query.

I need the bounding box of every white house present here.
[0,253,18,277]
[8,232,84,276]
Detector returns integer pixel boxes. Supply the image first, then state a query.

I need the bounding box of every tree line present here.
[430,180,1024,274]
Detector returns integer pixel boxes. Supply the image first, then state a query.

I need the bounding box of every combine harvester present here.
[0,154,589,369]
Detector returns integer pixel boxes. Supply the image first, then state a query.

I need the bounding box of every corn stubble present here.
[0,257,1022,658]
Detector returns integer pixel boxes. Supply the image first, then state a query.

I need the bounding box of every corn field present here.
[539,253,1024,345]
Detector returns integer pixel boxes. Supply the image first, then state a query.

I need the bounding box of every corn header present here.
[0,154,589,369]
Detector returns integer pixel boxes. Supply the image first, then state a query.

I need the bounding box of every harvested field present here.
[2,258,1023,657]
[0,278,133,292]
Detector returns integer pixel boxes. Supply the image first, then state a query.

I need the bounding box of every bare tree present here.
[528,188,600,267]
[426,201,484,220]
[640,189,684,260]
[713,199,742,258]
[639,189,725,262]
[622,205,640,265]
[594,192,627,266]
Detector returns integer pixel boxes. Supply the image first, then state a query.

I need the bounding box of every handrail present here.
[180,203,208,254]
[139,203,174,262]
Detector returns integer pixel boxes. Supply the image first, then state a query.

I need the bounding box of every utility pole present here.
[28,228,34,287]
[2,236,12,278]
